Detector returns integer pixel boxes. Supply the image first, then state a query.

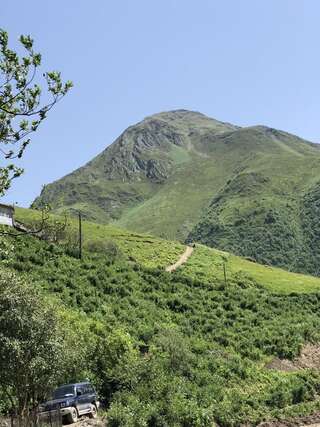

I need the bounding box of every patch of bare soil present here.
[73,415,106,427]
[257,412,320,427]
[0,415,106,427]
[0,418,9,427]
[266,344,320,372]
[261,345,320,426]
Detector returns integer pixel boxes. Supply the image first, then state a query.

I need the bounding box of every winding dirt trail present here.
[165,245,194,272]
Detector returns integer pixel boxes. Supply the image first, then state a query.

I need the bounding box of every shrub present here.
[85,239,121,260]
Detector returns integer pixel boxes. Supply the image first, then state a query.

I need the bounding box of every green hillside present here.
[32,110,320,276]
[15,207,320,293]
[15,207,184,269]
[3,211,320,425]
[182,244,320,294]
[32,110,238,236]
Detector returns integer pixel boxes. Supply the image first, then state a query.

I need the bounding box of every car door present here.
[82,385,92,412]
[75,386,88,414]
[86,384,96,407]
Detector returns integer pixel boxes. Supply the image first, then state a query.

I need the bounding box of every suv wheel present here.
[66,407,78,424]
[89,404,97,419]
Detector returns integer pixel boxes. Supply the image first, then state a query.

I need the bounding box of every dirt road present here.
[165,245,194,272]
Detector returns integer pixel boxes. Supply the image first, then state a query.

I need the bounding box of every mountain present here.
[32,110,237,226]
[32,110,320,275]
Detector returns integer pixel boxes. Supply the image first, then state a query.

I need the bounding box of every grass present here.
[15,207,184,269]
[15,207,320,294]
[168,144,191,164]
[180,245,320,294]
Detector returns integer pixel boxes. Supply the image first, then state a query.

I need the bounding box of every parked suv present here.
[40,381,99,424]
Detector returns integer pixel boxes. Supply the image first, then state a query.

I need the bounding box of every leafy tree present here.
[0,29,72,195]
[0,269,71,421]
[92,329,139,402]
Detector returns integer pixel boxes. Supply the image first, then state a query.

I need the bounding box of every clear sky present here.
[2,0,320,206]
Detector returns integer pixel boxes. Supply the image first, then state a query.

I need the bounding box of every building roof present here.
[0,203,15,211]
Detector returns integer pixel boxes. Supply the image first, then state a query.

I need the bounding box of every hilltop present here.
[32,110,320,275]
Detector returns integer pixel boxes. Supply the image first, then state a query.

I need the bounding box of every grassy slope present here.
[32,111,235,228]
[114,154,230,240]
[15,207,184,269]
[116,127,320,239]
[4,220,320,424]
[15,207,320,294]
[187,129,320,275]
[181,245,320,294]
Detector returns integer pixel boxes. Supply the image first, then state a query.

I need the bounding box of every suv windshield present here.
[53,385,75,399]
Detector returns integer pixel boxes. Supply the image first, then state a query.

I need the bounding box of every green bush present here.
[85,239,121,260]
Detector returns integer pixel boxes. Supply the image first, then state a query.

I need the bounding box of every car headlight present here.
[60,402,67,408]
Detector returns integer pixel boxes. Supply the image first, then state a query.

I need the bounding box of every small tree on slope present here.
[0,270,70,421]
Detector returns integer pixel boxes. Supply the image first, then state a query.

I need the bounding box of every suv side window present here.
[76,386,85,396]
[85,384,94,394]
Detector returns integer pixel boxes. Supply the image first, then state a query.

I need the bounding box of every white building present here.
[0,203,15,227]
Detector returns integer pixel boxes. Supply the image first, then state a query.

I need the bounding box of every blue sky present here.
[2,0,320,206]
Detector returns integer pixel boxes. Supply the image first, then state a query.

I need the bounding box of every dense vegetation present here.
[190,176,320,278]
[0,270,83,421]
[189,201,302,272]
[2,227,320,425]
[15,207,320,293]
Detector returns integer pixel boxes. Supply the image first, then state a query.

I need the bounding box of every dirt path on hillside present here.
[165,246,194,272]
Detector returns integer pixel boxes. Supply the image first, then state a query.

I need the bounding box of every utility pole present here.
[78,211,82,260]
[222,256,228,287]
